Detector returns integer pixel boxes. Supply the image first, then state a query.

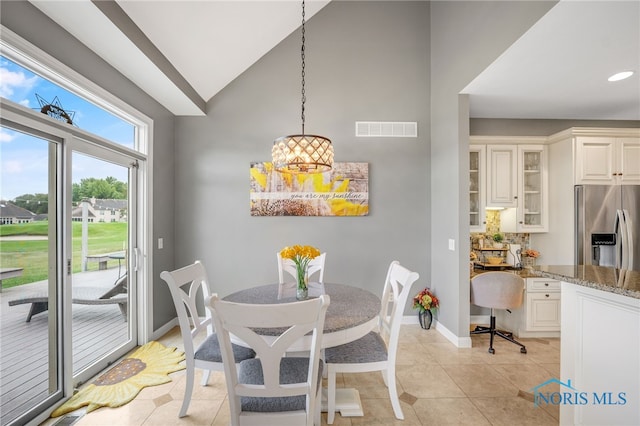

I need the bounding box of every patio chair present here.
[160,260,256,418]
[8,274,128,322]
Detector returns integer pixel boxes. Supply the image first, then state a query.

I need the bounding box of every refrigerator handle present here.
[622,209,634,270]
[615,209,628,270]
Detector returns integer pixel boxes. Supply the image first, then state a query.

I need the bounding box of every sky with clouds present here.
[1,57,134,201]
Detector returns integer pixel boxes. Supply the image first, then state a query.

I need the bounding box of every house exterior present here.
[70,198,127,223]
[0,201,36,225]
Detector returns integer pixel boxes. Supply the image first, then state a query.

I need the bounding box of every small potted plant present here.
[492,233,504,248]
[412,288,439,329]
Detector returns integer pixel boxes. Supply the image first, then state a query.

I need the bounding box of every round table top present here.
[223,283,380,336]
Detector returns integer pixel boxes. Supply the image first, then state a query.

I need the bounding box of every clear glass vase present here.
[296,267,309,300]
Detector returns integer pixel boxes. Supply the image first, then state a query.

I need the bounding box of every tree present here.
[15,177,127,207]
[72,177,127,202]
[12,193,49,214]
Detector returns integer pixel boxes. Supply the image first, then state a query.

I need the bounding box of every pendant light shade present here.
[272,134,334,173]
[272,0,333,174]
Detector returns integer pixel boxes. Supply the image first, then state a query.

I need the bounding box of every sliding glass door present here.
[1,37,149,423]
[0,116,141,425]
[68,144,138,386]
[0,124,62,426]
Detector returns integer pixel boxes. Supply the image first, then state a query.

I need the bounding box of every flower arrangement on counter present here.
[522,248,540,258]
[279,245,321,292]
[412,288,439,314]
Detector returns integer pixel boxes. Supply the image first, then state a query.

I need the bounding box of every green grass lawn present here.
[0,221,127,288]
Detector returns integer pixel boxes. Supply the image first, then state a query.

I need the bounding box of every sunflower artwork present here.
[250,162,369,216]
[51,341,185,417]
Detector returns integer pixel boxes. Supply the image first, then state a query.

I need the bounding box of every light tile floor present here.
[48,325,560,425]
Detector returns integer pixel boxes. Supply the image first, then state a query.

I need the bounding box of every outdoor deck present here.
[0,269,128,425]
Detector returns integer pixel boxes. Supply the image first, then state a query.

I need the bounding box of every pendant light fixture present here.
[272,0,334,173]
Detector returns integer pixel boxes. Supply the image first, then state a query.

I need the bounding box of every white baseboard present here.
[150,317,178,341]
[470,315,490,325]
[403,315,472,348]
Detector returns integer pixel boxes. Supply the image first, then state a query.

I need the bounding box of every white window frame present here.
[0,26,154,346]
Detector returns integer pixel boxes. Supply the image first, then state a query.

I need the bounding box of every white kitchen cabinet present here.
[469,145,486,232]
[575,136,640,184]
[561,281,640,425]
[525,291,561,331]
[498,145,549,233]
[471,137,548,233]
[517,145,548,232]
[496,277,560,337]
[487,145,517,207]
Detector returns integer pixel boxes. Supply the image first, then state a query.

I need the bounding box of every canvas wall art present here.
[250,162,369,216]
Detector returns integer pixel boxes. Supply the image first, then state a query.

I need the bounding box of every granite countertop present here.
[531,265,640,299]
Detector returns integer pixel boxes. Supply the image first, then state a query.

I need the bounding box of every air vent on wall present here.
[355,121,418,138]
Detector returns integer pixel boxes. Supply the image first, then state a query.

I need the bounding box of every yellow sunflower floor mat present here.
[51,341,185,417]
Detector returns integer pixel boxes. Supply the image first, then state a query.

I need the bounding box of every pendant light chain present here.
[300,0,306,135]
[271,0,333,174]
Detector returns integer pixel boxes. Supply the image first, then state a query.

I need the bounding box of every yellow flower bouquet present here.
[280,245,321,298]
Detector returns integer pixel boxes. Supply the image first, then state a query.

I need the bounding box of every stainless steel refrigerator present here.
[575,185,639,271]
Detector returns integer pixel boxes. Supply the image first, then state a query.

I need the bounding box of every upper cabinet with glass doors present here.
[517,145,548,232]
[469,145,486,232]
[471,137,549,233]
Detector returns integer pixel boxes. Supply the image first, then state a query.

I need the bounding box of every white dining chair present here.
[160,261,256,418]
[324,260,419,424]
[277,252,326,291]
[208,293,330,426]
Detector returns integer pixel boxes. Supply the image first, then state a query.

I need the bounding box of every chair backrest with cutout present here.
[209,294,330,425]
[378,261,420,360]
[277,252,326,284]
[160,260,213,362]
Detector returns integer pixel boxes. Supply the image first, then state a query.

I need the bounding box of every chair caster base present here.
[488,348,495,354]
[520,347,527,354]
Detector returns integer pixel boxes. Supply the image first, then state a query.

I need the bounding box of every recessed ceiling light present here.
[608,71,634,82]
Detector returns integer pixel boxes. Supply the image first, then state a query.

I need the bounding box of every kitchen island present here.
[532,265,640,426]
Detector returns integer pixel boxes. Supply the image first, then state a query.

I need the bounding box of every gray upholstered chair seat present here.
[238,357,324,412]
[324,331,388,364]
[194,333,256,363]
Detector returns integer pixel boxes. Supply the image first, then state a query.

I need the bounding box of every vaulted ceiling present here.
[30,1,639,120]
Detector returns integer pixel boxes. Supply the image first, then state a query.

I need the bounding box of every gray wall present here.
[0,1,178,331]
[174,1,431,304]
[471,118,640,136]
[9,0,634,341]
[430,1,556,338]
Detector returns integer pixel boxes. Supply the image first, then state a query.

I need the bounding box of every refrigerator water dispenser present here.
[591,233,616,267]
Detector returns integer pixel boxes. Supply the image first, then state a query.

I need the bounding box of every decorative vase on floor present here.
[418,310,432,330]
[296,267,309,300]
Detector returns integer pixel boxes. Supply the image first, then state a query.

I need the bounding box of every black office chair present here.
[470,271,527,354]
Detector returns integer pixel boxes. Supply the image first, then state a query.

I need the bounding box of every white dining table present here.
[223,282,381,417]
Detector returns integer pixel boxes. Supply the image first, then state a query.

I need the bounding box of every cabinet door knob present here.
[544,283,549,286]
[519,221,523,224]
[545,294,550,298]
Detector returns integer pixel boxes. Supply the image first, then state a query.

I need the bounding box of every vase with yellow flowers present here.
[280,245,321,300]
